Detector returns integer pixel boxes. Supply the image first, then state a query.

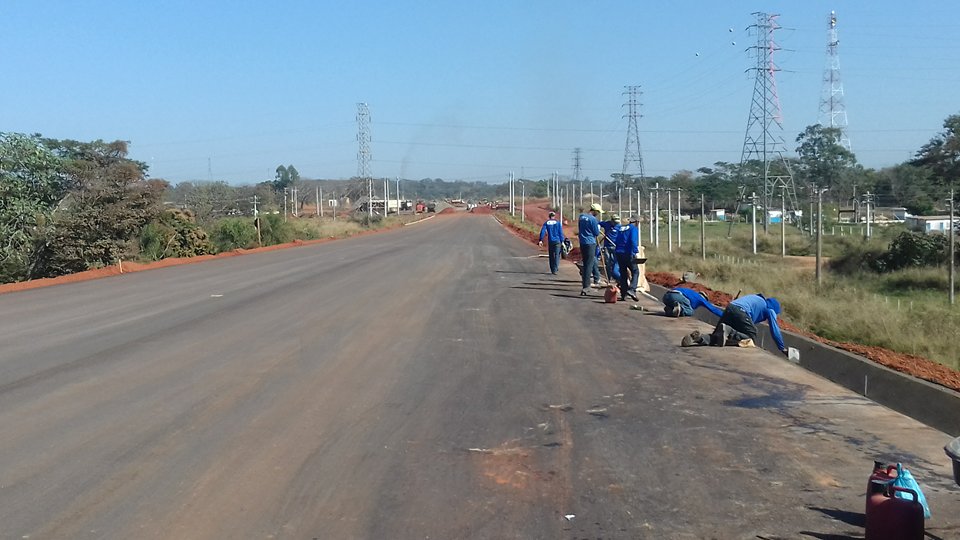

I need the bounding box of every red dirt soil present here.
[469,206,494,214]
[646,271,960,393]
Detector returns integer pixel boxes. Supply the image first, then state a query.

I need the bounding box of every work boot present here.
[627,291,639,301]
[709,324,729,347]
[681,330,703,347]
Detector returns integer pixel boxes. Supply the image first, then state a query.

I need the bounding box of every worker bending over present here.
[662,287,723,318]
[683,294,786,355]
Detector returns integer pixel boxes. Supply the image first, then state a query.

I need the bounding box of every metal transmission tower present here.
[621,86,647,199]
[572,147,583,208]
[356,102,373,216]
[818,11,851,151]
[738,13,798,229]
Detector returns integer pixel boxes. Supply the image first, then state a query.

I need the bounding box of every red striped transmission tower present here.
[738,12,797,230]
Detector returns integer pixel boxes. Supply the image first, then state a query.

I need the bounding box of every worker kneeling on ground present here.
[682,294,787,355]
[663,287,723,318]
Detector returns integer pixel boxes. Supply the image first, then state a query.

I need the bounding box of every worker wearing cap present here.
[614,216,641,301]
[695,294,786,353]
[598,214,621,282]
[662,287,723,318]
[538,211,565,275]
[577,203,603,296]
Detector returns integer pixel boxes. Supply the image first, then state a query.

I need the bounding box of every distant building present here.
[905,215,958,234]
[708,209,726,221]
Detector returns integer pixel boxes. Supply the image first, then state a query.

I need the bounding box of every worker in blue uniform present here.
[662,287,724,318]
[598,214,621,283]
[538,211,565,275]
[577,203,603,296]
[614,216,640,301]
[684,294,786,353]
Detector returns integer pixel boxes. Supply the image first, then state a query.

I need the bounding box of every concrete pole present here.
[676,188,682,248]
[700,193,706,260]
[751,192,757,255]
[667,191,673,253]
[649,191,654,244]
[654,183,660,249]
[817,189,824,287]
[559,187,564,225]
[521,182,525,222]
[781,191,786,257]
[950,189,955,305]
[397,176,400,213]
[317,186,321,217]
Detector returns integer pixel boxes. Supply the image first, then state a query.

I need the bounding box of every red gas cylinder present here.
[866,460,898,520]
[604,286,619,304]
[864,485,924,540]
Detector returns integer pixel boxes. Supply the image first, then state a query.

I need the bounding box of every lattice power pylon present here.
[572,147,583,208]
[738,12,798,226]
[621,85,647,198]
[356,102,372,214]
[818,11,851,151]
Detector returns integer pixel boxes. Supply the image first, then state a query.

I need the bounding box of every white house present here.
[905,215,958,234]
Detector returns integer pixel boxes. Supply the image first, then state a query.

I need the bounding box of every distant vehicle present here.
[426,202,436,212]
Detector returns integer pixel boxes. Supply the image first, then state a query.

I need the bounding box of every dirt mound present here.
[470,206,494,214]
[646,271,960,393]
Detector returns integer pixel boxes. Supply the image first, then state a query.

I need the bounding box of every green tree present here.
[0,133,66,282]
[34,140,166,276]
[795,124,858,200]
[912,113,960,190]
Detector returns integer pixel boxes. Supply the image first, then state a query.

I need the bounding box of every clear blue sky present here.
[2,1,958,185]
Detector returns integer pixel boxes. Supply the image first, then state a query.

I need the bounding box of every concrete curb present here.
[648,283,960,436]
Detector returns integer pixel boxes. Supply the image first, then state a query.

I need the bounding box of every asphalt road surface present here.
[1,212,958,539]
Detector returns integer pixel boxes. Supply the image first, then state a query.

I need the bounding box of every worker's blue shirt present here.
[599,221,619,249]
[614,224,638,255]
[539,219,564,243]
[730,294,785,351]
[577,213,600,246]
[673,287,724,317]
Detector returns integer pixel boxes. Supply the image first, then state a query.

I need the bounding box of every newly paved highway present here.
[0,212,957,539]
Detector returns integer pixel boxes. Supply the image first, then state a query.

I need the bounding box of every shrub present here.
[872,231,948,273]
[259,214,295,245]
[212,218,257,252]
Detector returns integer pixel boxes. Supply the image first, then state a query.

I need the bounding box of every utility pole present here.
[864,192,873,238]
[949,190,955,305]
[626,186,634,218]
[676,188,682,248]
[781,190,786,257]
[750,192,758,254]
[510,172,515,216]
[816,187,826,286]
[667,190,673,253]
[520,181,525,222]
[252,195,262,247]
[653,182,661,249]
[317,185,321,217]
[649,190,654,244]
[396,176,401,213]
[283,187,289,222]
[700,193,706,260]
